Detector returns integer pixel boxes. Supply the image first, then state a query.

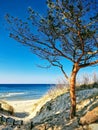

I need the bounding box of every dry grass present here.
[31,72,98,114]
[0,100,14,115]
[31,84,69,114]
[45,84,69,99]
[76,72,98,90]
[77,72,98,86]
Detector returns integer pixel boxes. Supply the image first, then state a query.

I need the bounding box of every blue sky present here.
[0,0,98,84]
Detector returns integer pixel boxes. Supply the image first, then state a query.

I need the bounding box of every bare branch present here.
[84,20,98,28]
[87,50,98,55]
[36,64,51,69]
[48,60,69,81]
[79,60,98,68]
[5,0,98,81]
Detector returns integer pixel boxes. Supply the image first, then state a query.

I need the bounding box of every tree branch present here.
[87,50,98,55]
[49,60,69,81]
[79,60,98,68]
[51,43,75,62]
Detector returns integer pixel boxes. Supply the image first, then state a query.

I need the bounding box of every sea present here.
[0,84,55,101]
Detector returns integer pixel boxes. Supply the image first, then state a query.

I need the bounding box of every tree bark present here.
[70,63,79,119]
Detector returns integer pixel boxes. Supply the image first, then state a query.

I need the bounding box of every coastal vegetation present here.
[0,100,14,115]
[0,79,98,129]
[5,0,98,119]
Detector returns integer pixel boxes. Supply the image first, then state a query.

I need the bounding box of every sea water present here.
[0,84,54,101]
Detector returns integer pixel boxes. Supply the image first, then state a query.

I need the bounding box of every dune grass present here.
[31,72,98,114]
[0,100,14,115]
[31,84,69,114]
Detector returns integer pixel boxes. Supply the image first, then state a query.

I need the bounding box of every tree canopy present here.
[5,0,98,69]
[5,0,98,118]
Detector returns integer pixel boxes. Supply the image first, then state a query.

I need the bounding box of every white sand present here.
[0,98,48,122]
[6,100,39,119]
[8,100,37,113]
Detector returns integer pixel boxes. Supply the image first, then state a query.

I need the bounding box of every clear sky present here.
[0,0,98,84]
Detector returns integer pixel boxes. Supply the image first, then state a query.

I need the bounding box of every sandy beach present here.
[0,87,98,130]
[7,100,37,113]
[6,100,39,119]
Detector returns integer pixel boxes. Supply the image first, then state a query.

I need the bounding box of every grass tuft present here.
[0,100,14,115]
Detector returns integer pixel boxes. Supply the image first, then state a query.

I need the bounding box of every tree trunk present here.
[70,63,79,119]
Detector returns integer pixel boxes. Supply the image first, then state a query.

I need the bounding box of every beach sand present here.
[6,100,39,119]
[0,99,40,129]
[8,100,37,112]
[0,97,49,122]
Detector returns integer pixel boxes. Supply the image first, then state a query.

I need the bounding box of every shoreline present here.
[0,97,41,102]
[0,87,98,130]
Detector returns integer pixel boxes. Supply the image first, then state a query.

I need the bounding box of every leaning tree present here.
[5,0,98,118]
